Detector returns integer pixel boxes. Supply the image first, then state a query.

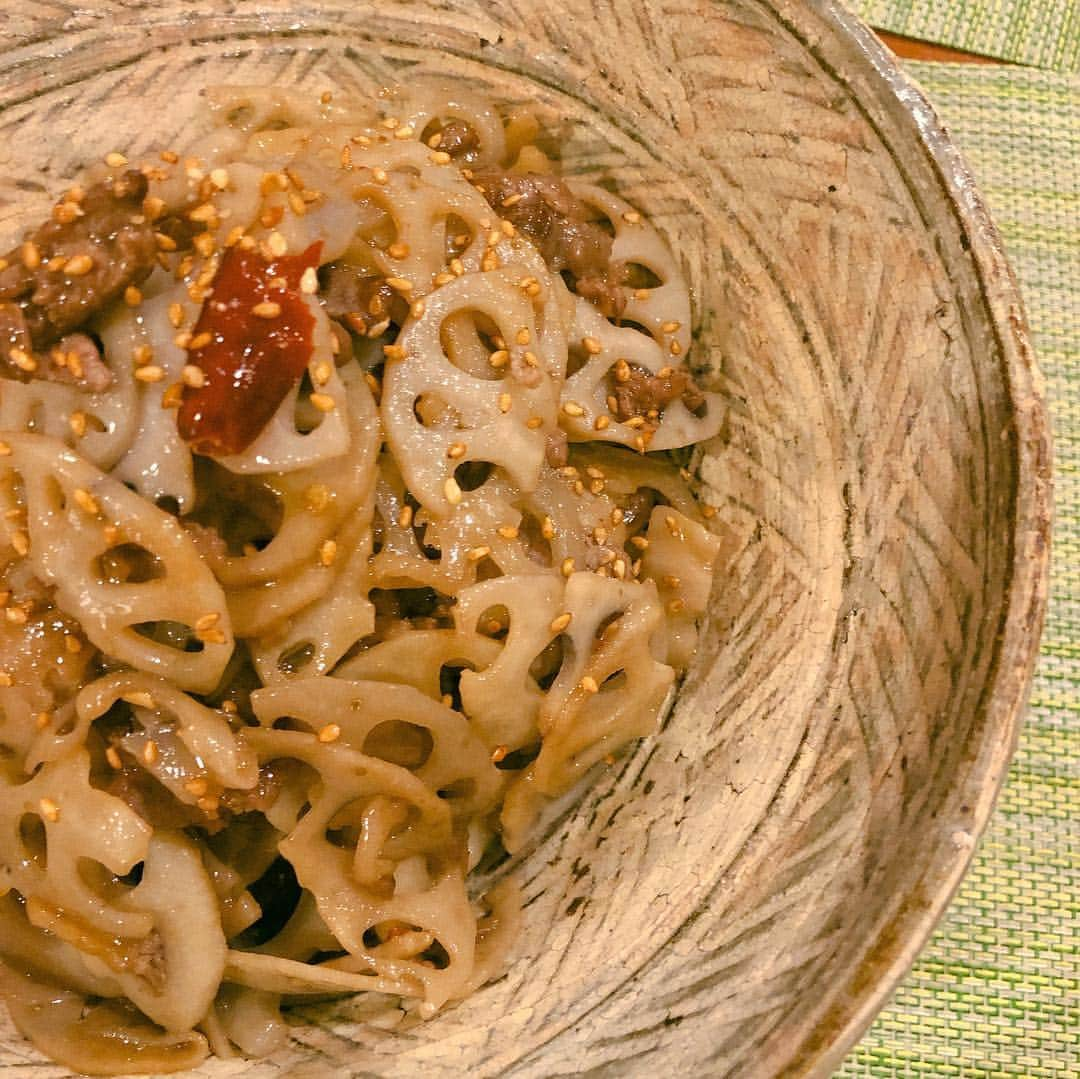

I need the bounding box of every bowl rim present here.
[771,2,1053,1073]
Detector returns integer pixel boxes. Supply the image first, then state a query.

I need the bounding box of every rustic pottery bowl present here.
[0,1,1050,1076]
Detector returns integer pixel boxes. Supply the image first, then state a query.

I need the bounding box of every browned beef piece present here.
[320,262,408,334]
[436,119,481,162]
[610,363,706,422]
[0,170,157,349]
[0,301,113,391]
[471,170,624,315]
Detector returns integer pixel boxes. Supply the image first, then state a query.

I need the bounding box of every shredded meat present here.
[0,171,157,349]
[320,262,408,335]
[610,363,706,422]
[104,761,220,832]
[435,119,481,162]
[471,170,624,316]
[0,302,113,391]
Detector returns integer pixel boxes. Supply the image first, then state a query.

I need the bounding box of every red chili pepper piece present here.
[177,241,323,456]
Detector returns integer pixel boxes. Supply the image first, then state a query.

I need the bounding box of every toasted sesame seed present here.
[382,343,407,361]
[447,441,468,460]
[52,201,82,224]
[427,132,443,148]
[310,392,336,413]
[9,348,36,373]
[319,539,338,567]
[141,740,159,765]
[65,253,94,277]
[526,415,544,430]
[498,393,512,414]
[449,257,465,276]
[105,150,128,167]
[582,336,603,355]
[410,299,426,319]
[221,700,238,714]
[624,416,646,429]
[662,574,682,590]
[393,124,415,140]
[178,364,205,390]
[668,598,686,614]
[622,210,642,224]
[444,477,463,505]
[73,488,100,515]
[579,675,599,694]
[497,524,519,540]
[385,276,413,293]
[5,607,27,626]
[0,442,9,456]
[317,723,341,743]
[430,150,452,165]
[549,612,572,633]
[562,401,586,418]
[105,746,123,769]
[310,360,332,387]
[303,484,330,513]
[134,364,165,383]
[160,149,180,164]
[515,328,531,346]
[39,797,60,822]
[467,545,491,562]
[541,516,555,540]
[593,415,611,432]
[188,331,212,351]
[266,231,288,257]
[491,744,508,763]
[20,242,40,270]
[10,532,29,557]
[103,524,121,546]
[69,411,88,438]
[561,557,575,577]
[195,612,221,632]
[397,505,414,529]
[702,504,718,519]
[670,340,683,356]
[252,301,282,319]
[167,303,184,328]
[523,350,538,367]
[614,359,631,383]
[488,349,509,369]
[372,167,388,184]
[188,202,217,224]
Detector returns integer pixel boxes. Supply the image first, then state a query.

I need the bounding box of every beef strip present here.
[320,262,408,335]
[0,301,113,391]
[610,363,706,422]
[435,119,481,162]
[0,170,157,349]
[471,170,624,316]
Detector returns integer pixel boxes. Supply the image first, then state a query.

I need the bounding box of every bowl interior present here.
[0,2,1047,1076]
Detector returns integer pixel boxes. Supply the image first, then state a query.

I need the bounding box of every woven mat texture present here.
[838,59,1079,1078]
[845,0,1079,70]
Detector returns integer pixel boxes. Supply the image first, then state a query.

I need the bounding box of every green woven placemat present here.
[845,0,1080,71]
[839,62,1079,1078]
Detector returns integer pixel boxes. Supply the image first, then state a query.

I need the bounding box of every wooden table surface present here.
[875,29,1002,64]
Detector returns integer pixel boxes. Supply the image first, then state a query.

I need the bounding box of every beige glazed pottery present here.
[0,1,1050,1076]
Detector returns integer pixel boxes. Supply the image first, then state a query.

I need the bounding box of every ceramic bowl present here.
[0,1,1050,1075]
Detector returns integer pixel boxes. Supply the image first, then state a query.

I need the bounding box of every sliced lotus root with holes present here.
[0,432,234,693]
